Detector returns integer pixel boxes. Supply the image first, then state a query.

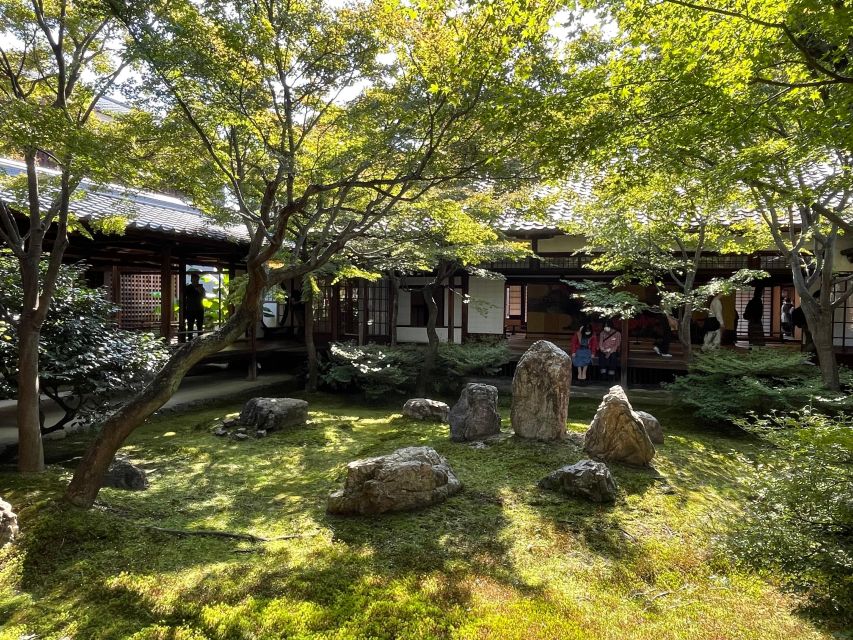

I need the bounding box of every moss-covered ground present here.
[0,393,839,639]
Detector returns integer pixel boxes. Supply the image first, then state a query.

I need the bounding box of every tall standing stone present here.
[583,385,655,466]
[511,340,572,441]
[449,383,501,442]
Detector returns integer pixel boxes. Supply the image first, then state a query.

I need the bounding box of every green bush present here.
[667,348,853,424]
[724,410,853,622]
[321,340,511,400]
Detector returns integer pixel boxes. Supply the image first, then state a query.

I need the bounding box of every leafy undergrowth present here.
[0,394,839,639]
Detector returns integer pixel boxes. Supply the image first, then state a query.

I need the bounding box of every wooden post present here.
[461,273,469,343]
[248,323,258,381]
[358,280,368,345]
[177,260,187,343]
[620,317,630,389]
[447,280,455,343]
[110,266,122,328]
[331,283,341,341]
[159,248,173,342]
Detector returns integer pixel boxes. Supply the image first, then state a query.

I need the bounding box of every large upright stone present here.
[448,383,501,442]
[0,498,19,547]
[583,386,655,466]
[538,459,618,503]
[511,340,572,441]
[327,446,462,515]
[403,398,450,422]
[635,410,664,444]
[239,397,308,431]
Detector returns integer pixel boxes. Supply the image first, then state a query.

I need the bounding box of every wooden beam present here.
[331,283,341,341]
[447,280,455,344]
[159,247,173,342]
[178,260,187,343]
[358,280,368,345]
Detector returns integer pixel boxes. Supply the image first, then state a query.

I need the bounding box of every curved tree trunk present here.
[416,283,440,396]
[801,302,840,391]
[305,293,318,392]
[64,267,267,508]
[678,304,693,361]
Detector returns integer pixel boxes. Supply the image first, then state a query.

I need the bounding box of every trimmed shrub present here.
[667,348,853,424]
[725,410,853,621]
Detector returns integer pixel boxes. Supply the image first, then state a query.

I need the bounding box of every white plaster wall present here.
[467,277,504,335]
[536,234,586,253]
[397,326,450,344]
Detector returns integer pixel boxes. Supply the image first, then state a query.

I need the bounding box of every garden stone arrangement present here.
[583,385,656,466]
[511,340,572,441]
[0,497,18,547]
[538,459,618,503]
[212,397,309,440]
[102,457,149,491]
[327,446,462,515]
[448,383,501,442]
[403,398,450,422]
[635,410,664,444]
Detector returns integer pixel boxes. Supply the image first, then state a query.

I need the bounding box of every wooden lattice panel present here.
[104,272,179,331]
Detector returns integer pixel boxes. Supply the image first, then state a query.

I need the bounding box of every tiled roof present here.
[0,158,249,244]
[497,182,592,233]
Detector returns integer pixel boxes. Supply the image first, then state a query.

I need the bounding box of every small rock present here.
[449,383,501,442]
[635,410,664,444]
[0,497,18,547]
[103,458,149,491]
[468,441,488,450]
[234,433,249,441]
[583,386,655,466]
[212,427,229,437]
[327,446,462,515]
[223,417,239,427]
[402,398,450,422]
[538,459,618,503]
[511,340,572,441]
[236,426,248,434]
[256,429,267,438]
[239,397,309,431]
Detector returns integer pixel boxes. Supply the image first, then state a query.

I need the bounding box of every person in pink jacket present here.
[598,320,622,381]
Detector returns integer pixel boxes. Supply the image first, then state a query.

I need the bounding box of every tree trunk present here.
[678,304,693,361]
[305,293,318,392]
[416,283,440,395]
[64,269,266,508]
[800,301,840,391]
[16,322,44,472]
[389,273,399,347]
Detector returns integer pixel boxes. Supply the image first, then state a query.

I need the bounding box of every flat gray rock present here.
[103,458,149,491]
[635,410,664,444]
[327,446,462,515]
[583,386,655,466]
[538,459,618,503]
[511,340,572,441]
[403,398,450,422]
[0,497,18,547]
[239,397,308,431]
[449,383,501,442]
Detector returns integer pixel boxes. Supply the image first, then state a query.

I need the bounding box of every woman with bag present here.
[571,324,598,386]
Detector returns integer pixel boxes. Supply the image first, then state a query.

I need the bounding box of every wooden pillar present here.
[461,273,469,343]
[110,266,122,328]
[447,280,455,343]
[159,248,173,342]
[178,260,187,343]
[358,280,368,345]
[331,283,341,341]
[248,323,258,381]
[620,317,630,389]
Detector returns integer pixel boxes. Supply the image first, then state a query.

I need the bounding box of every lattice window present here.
[368,280,389,336]
[120,273,162,330]
[505,284,523,318]
[735,287,772,337]
[832,281,853,347]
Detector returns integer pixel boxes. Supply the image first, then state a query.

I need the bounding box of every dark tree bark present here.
[305,291,318,392]
[416,281,441,396]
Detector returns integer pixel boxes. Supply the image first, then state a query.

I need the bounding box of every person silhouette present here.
[184,272,206,339]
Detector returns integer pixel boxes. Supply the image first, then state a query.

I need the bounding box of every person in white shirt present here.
[702,294,724,351]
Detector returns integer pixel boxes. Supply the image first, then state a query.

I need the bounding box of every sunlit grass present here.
[0,392,837,639]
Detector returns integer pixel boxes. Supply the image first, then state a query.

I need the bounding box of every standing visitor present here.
[702,294,724,351]
[653,310,676,358]
[598,320,622,380]
[571,324,598,386]
[743,287,765,346]
[183,271,206,340]
[781,295,794,337]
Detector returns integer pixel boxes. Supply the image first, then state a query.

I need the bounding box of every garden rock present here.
[327,446,462,515]
[583,386,655,466]
[212,426,229,437]
[0,497,18,547]
[538,459,618,503]
[239,397,308,431]
[103,458,149,491]
[403,398,450,422]
[448,383,501,442]
[636,410,664,444]
[511,340,572,441]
